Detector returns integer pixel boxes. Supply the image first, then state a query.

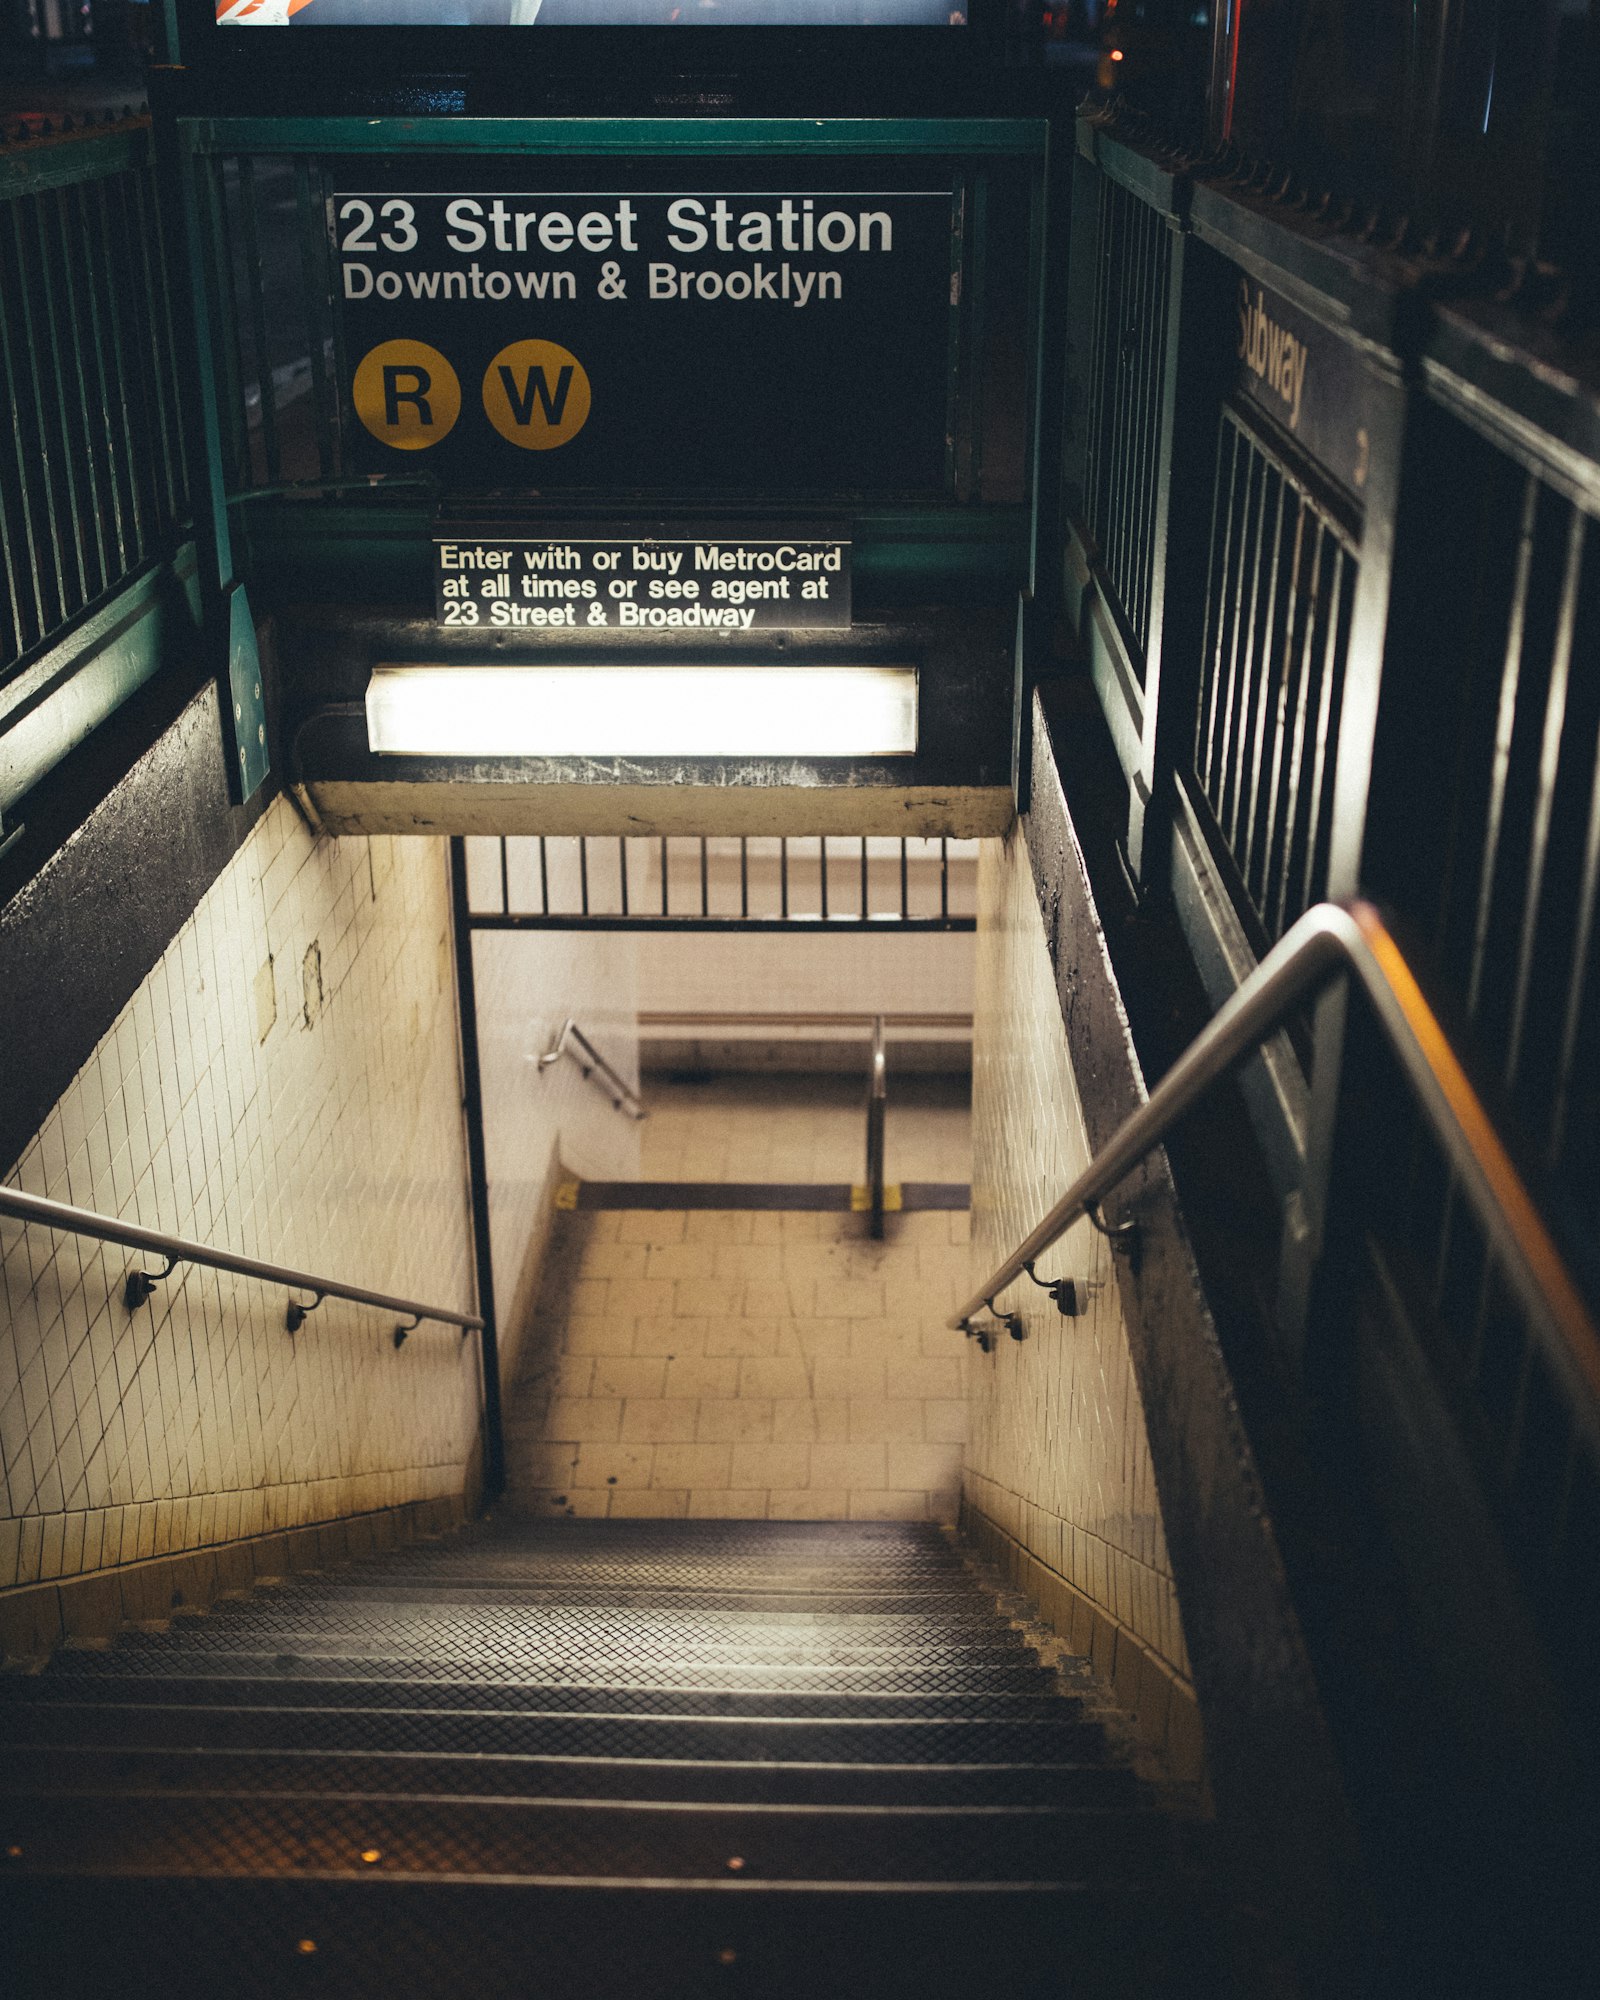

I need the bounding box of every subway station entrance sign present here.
[433,526,851,632]
[331,176,954,493]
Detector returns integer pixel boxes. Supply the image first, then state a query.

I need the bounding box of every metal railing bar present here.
[780,836,789,920]
[498,834,510,917]
[1300,543,1347,923]
[860,835,869,919]
[642,1009,971,1030]
[292,156,335,479]
[10,204,70,626]
[1213,433,1259,809]
[1272,515,1325,940]
[128,165,183,526]
[740,835,749,919]
[941,836,950,921]
[820,835,829,921]
[949,900,1600,1452]
[63,182,126,582]
[1548,739,1600,1167]
[660,834,669,916]
[236,153,279,486]
[1505,502,1584,1094]
[0,1183,482,1333]
[538,1017,646,1120]
[620,835,631,918]
[0,275,30,650]
[203,156,249,489]
[901,836,910,919]
[699,835,709,919]
[319,166,352,480]
[79,177,136,576]
[467,913,976,935]
[32,192,93,607]
[578,833,590,915]
[538,833,550,915]
[1468,471,1540,1024]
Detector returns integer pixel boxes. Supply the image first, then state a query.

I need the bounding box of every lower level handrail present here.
[951,899,1600,1451]
[0,1183,483,1339]
[538,1017,647,1120]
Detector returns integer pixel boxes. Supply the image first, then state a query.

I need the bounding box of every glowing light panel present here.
[365,665,919,759]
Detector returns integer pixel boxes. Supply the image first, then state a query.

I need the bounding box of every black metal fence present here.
[1195,408,1357,948]
[1081,169,1171,664]
[0,119,187,676]
[1059,106,1600,1988]
[463,833,978,931]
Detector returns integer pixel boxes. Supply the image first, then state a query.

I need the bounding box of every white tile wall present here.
[0,802,480,1594]
[470,920,642,1378]
[638,929,973,1022]
[965,829,1189,1682]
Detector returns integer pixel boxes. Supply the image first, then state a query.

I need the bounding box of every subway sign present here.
[432,525,851,633]
[330,173,955,494]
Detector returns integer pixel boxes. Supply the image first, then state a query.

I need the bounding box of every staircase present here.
[0,1516,1221,1997]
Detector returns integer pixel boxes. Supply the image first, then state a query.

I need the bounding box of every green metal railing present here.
[0,118,189,680]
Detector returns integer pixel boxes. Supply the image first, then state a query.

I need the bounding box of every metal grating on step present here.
[0,1518,1219,1998]
[0,1703,1107,1765]
[4,1676,1075,1720]
[1,1789,1174,1885]
[0,1744,1141,1809]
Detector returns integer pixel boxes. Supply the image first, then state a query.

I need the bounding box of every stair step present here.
[1,1875,1222,2000]
[113,1601,1034,1657]
[0,1788,1178,1883]
[0,1701,1109,1763]
[35,1650,1056,1694]
[0,1743,1139,1807]
[0,1517,1220,1995]
[252,1581,1014,1620]
[2,1674,1074,1718]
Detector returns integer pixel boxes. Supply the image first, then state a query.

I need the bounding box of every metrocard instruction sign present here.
[434,526,850,633]
[330,177,954,493]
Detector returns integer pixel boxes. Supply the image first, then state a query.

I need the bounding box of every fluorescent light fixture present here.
[365,665,918,759]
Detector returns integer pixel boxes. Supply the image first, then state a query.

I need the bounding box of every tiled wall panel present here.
[638,928,975,1020]
[966,829,1189,1682]
[472,928,641,1378]
[0,803,479,1595]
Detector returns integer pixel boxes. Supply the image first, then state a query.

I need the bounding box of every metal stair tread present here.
[1,1676,1079,1718]
[0,1743,1140,1804]
[1,1788,1178,1883]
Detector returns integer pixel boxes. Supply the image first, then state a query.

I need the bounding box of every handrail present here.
[951,899,1600,1450]
[538,1018,647,1120]
[0,1184,483,1340]
[865,1013,888,1241]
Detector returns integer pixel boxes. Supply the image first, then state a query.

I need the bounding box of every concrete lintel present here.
[301,779,1015,840]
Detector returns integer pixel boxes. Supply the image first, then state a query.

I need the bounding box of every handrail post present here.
[449,836,506,1507]
[866,1014,888,1241]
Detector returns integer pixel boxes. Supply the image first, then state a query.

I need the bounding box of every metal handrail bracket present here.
[952,900,1600,1451]
[538,1017,647,1121]
[0,1184,483,1339]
